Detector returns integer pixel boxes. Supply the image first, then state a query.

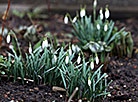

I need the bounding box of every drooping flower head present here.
[6,34,11,43]
[42,37,48,49]
[99,8,103,20]
[64,15,68,24]
[77,53,81,64]
[105,6,110,19]
[29,42,32,54]
[80,8,86,18]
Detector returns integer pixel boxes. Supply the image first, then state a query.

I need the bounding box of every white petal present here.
[97,24,100,30]
[77,55,81,64]
[64,16,68,24]
[29,47,32,54]
[88,79,91,86]
[104,24,108,31]
[6,34,11,43]
[80,9,86,18]
[90,61,94,70]
[42,39,48,49]
[105,9,110,19]
[65,55,69,64]
[69,48,72,56]
[72,17,77,23]
[96,56,99,64]
[93,0,97,7]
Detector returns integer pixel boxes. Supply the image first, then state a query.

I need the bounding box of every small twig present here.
[0,0,11,46]
[68,87,79,102]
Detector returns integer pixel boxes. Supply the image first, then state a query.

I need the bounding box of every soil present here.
[0,14,138,102]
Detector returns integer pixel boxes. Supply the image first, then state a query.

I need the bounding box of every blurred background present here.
[0,0,138,18]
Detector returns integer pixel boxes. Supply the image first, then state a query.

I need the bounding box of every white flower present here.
[72,17,77,23]
[97,24,100,30]
[52,55,57,64]
[105,8,110,19]
[6,34,11,43]
[65,55,69,64]
[72,44,81,53]
[29,43,32,54]
[64,16,68,24]
[72,44,76,52]
[99,8,103,20]
[90,60,94,70]
[104,24,108,31]
[88,78,91,86]
[77,53,81,64]
[78,99,82,102]
[95,54,99,64]
[80,8,86,18]
[93,0,97,7]
[42,38,48,49]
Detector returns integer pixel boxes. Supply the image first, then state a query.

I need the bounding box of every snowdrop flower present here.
[72,44,81,53]
[105,7,110,19]
[72,16,77,23]
[65,54,69,64]
[99,8,103,20]
[6,34,11,43]
[80,8,86,18]
[64,15,68,24]
[29,42,32,54]
[42,38,48,49]
[90,58,94,70]
[97,24,100,30]
[77,53,81,64]
[52,55,57,64]
[88,77,91,86]
[69,45,72,56]
[104,24,108,31]
[93,0,97,7]
[95,53,99,64]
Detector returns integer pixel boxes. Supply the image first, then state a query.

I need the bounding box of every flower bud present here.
[64,15,68,24]
[80,8,86,18]
[72,16,77,23]
[93,0,97,7]
[42,38,48,49]
[104,24,108,32]
[29,42,32,54]
[6,34,11,43]
[90,59,94,70]
[99,8,103,20]
[105,7,110,19]
[97,24,100,30]
[88,77,91,86]
[65,54,69,64]
[77,53,81,64]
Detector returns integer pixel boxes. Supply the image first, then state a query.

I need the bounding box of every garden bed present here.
[0,12,138,102]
